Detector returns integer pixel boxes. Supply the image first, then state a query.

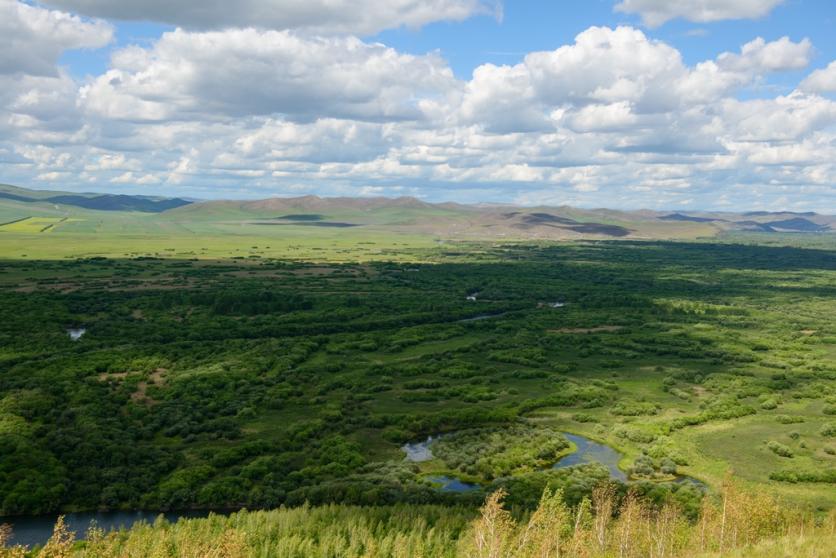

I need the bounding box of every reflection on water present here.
[401,436,437,462]
[426,476,479,493]
[67,328,86,341]
[553,433,627,482]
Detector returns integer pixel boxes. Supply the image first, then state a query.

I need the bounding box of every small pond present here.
[67,328,86,341]
[401,436,438,462]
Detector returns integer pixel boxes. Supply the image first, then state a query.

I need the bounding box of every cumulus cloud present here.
[0,0,112,77]
[801,61,836,93]
[2,4,834,211]
[0,2,110,155]
[718,37,812,73]
[40,0,498,35]
[79,29,456,123]
[457,28,810,134]
[615,0,784,27]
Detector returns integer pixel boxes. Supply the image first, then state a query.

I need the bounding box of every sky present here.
[2,0,836,211]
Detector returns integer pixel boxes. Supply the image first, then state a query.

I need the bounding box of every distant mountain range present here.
[0,184,832,240]
[0,184,192,213]
[659,212,831,233]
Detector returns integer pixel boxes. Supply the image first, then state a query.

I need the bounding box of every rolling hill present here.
[0,184,833,260]
[0,183,192,213]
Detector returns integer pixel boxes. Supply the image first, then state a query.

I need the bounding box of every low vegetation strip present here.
[0,216,31,228]
[2,478,832,557]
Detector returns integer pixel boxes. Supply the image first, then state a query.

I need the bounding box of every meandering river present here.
[3,431,700,547]
[552,433,627,481]
[402,431,704,492]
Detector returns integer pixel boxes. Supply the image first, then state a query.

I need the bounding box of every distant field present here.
[0,229,441,261]
[0,216,77,233]
[1,184,834,260]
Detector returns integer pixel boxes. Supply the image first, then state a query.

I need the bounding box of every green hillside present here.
[1,184,833,261]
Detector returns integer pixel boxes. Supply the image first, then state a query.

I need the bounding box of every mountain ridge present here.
[1,184,833,240]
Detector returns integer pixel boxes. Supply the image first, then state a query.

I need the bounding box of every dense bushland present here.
[0,241,834,515]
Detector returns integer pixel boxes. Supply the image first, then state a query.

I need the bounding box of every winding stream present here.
[403,431,704,492]
[5,432,699,547]
[552,433,627,481]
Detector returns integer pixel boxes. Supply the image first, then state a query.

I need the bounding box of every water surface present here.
[553,433,627,481]
[401,436,437,462]
[67,328,86,341]
[426,476,479,493]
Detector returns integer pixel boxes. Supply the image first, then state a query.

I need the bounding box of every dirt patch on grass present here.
[131,369,166,404]
[101,368,167,404]
[800,329,817,336]
[98,372,129,382]
[692,386,709,398]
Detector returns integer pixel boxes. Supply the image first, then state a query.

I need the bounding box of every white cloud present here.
[110,171,159,184]
[84,153,140,171]
[801,61,836,93]
[0,2,110,154]
[615,0,784,27]
[720,93,836,142]
[0,0,112,77]
[457,28,809,134]
[41,0,498,35]
[2,10,834,211]
[565,102,640,133]
[79,29,456,123]
[718,37,812,73]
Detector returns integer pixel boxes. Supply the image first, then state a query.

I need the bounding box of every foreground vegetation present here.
[2,477,833,557]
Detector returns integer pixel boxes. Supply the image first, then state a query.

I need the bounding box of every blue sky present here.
[376,0,833,76]
[3,0,836,210]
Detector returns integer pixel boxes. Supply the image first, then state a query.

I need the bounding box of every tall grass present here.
[460,476,835,558]
[2,477,833,557]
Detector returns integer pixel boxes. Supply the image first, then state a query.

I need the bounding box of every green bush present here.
[766,441,793,458]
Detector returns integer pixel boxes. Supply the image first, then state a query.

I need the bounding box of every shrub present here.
[775,415,805,424]
[766,441,794,458]
[770,469,836,483]
[610,401,658,416]
[760,398,778,410]
[820,423,836,437]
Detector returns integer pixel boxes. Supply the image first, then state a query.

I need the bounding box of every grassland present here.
[2,183,834,264]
